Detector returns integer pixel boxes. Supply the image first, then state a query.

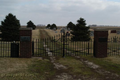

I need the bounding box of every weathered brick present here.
[19,29,32,58]
[94,31,108,58]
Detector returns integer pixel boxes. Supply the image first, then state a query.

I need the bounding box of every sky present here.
[1,0,120,26]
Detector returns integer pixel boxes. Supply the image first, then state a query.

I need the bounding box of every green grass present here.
[28,58,56,80]
[0,58,56,80]
[57,56,100,77]
[81,55,120,75]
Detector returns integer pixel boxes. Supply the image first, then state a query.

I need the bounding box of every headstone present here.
[53,28,56,31]
[60,29,65,33]
[90,31,94,36]
[64,27,67,30]
[55,31,57,33]
[117,31,120,34]
[67,28,70,31]
[66,32,70,36]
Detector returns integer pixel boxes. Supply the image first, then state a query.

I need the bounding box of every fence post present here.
[62,32,65,57]
[88,42,89,55]
[32,41,34,56]
[94,29,108,58]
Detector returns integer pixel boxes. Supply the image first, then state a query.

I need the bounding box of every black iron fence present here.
[108,36,120,56]
[0,36,120,57]
[0,41,19,57]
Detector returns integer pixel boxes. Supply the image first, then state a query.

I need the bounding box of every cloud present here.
[1,0,120,26]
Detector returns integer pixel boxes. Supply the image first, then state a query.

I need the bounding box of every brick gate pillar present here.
[19,28,32,58]
[94,29,108,58]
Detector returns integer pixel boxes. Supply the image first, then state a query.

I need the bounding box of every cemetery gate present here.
[32,31,93,57]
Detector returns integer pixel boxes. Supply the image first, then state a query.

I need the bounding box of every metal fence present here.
[0,41,19,57]
[1,36,120,57]
[108,37,120,56]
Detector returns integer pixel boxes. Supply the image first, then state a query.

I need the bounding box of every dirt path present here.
[39,29,50,39]
[40,29,75,80]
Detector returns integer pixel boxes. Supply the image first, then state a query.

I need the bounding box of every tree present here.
[46,24,51,29]
[1,13,21,41]
[51,24,57,30]
[67,22,75,30]
[27,20,36,29]
[71,18,90,41]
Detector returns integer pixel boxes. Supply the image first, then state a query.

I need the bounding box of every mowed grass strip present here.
[0,58,56,80]
[56,56,100,77]
[32,29,40,39]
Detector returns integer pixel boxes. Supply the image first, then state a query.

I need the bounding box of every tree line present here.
[0,13,90,41]
[46,24,57,30]
[46,18,90,41]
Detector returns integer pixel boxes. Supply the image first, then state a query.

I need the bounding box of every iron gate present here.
[32,32,93,57]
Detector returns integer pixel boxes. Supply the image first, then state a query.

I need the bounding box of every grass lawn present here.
[0,57,56,80]
[55,56,101,78]
[81,55,120,75]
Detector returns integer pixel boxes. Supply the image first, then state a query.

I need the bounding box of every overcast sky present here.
[1,0,120,26]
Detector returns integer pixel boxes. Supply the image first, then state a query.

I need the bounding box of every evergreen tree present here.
[1,13,21,41]
[51,24,57,30]
[46,24,51,29]
[67,22,75,30]
[71,18,90,41]
[27,20,36,29]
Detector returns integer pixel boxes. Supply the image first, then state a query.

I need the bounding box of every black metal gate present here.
[11,43,19,57]
[32,32,93,57]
